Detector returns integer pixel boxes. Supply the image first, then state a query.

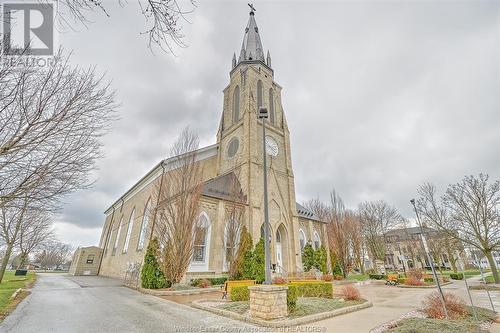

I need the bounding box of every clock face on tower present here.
[265,136,279,157]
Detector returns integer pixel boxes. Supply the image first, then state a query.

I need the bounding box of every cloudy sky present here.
[55,0,500,247]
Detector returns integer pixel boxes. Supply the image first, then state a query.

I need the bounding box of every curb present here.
[192,299,373,327]
[9,288,22,300]
[130,285,221,296]
[396,281,453,289]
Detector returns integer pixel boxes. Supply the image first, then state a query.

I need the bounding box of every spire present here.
[237,4,266,64]
[232,53,237,68]
[266,50,271,68]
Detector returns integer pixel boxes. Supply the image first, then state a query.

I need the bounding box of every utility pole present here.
[411,199,448,319]
[258,106,272,285]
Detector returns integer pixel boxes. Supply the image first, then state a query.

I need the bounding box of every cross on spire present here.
[248,3,256,14]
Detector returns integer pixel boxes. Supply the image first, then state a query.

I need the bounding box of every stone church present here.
[97,8,328,280]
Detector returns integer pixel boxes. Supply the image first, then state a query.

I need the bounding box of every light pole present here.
[258,106,272,285]
[410,199,448,319]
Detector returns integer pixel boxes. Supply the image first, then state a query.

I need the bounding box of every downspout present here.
[97,205,116,276]
[149,162,166,242]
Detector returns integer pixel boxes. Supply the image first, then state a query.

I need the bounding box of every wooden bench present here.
[385,274,399,286]
[222,280,256,299]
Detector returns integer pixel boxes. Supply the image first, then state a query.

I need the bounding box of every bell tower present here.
[215,5,301,272]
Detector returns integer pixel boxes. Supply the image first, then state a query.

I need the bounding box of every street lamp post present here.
[258,106,272,285]
[410,199,448,319]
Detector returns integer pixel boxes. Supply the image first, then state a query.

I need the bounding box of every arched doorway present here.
[275,224,289,273]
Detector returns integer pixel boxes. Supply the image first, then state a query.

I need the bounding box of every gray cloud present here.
[54,1,500,246]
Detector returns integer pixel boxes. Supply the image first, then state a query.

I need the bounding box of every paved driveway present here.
[0,273,255,333]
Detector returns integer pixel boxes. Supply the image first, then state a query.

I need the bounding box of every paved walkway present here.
[0,273,255,333]
[1,273,498,333]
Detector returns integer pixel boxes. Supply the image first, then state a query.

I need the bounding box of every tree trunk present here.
[0,242,15,283]
[484,250,499,284]
[17,252,28,269]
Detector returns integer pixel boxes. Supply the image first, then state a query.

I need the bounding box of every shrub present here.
[405,276,424,286]
[322,274,333,282]
[141,238,170,289]
[449,273,464,280]
[398,277,407,284]
[273,277,287,285]
[230,226,253,280]
[424,277,434,283]
[197,279,211,288]
[407,268,423,280]
[230,286,249,301]
[369,274,387,280]
[190,277,228,287]
[251,238,265,283]
[334,275,343,281]
[287,285,299,312]
[294,282,333,298]
[422,291,468,319]
[341,285,361,301]
[302,243,316,271]
[315,246,328,274]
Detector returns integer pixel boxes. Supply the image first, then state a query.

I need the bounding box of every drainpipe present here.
[149,162,166,242]
[97,206,116,276]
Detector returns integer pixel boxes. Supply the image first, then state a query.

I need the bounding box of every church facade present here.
[97,9,328,280]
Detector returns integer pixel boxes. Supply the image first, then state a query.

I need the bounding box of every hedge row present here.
[230,282,333,303]
[450,273,464,280]
[369,274,387,280]
[190,277,228,287]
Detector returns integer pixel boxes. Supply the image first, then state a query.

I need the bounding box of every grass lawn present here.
[0,270,36,321]
[433,270,487,278]
[385,306,497,333]
[346,274,369,281]
[216,297,366,319]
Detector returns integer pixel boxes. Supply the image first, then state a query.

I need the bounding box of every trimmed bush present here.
[405,276,424,286]
[230,226,253,280]
[398,277,407,284]
[322,274,333,282]
[422,291,467,319]
[341,285,361,301]
[450,273,464,280]
[293,282,333,298]
[190,277,228,287]
[197,279,211,288]
[302,243,316,271]
[272,277,287,285]
[141,238,170,289]
[287,285,299,312]
[369,274,387,280]
[230,286,250,301]
[251,238,266,283]
[424,277,434,283]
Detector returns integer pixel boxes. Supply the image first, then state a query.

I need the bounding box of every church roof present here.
[238,8,265,64]
[296,202,323,222]
[202,172,247,203]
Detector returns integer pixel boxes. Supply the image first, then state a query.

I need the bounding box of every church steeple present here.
[236,4,268,66]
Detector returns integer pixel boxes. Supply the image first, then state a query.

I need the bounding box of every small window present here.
[313,231,321,250]
[257,80,263,107]
[227,138,239,158]
[233,86,240,124]
[299,229,306,251]
[86,254,95,264]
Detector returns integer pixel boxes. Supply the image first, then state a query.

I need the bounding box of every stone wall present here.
[249,285,288,320]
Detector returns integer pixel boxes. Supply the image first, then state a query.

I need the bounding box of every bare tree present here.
[35,240,73,270]
[303,198,330,222]
[326,190,352,277]
[349,213,366,274]
[46,0,197,53]
[153,127,203,284]
[223,167,246,277]
[17,211,55,269]
[417,175,500,283]
[359,200,402,267]
[0,50,117,209]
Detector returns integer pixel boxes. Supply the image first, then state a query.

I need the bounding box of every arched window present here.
[224,219,240,269]
[192,213,210,263]
[232,86,240,124]
[105,221,114,254]
[123,209,135,253]
[269,88,275,125]
[257,80,263,107]
[113,217,123,253]
[299,229,307,251]
[313,231,321,250]
[137,200,151,251]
